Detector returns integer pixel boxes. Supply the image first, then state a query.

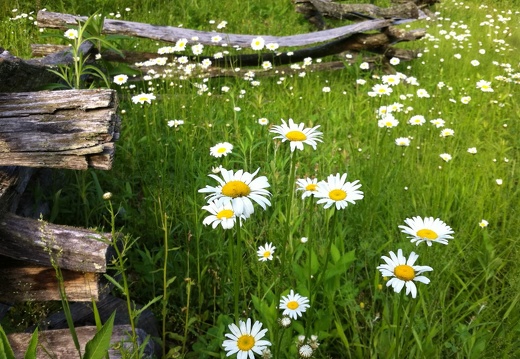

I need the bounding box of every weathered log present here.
[306,0,422,21]
[37,10,394,48]
[32,295,159,339]
[0,257,101,302]
[0,89,120,170]
[0,42,96,92]
[0,167,35,214]
[0,50,60,92]
[8,324,157,359]
[0,212,111,273]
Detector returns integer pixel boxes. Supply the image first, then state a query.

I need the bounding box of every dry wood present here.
[0,167,35,213]
[306,0,422,21]
[8,324,157,359]
[0,89,120,170]
[0,49,60,92]
[32,295,159,339]
[0,212,111,273]
[0,257,100,302]
[37,10,393,48]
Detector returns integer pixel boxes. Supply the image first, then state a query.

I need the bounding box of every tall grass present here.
[1,0,519,358]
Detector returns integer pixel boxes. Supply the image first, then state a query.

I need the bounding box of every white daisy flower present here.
[395,137,410,146]
[440,128,455,137]
[314,173,364,210]
[296,177,318,199]
[222,318,271,359]
[399,216,454,246]
[257,242,276,261]
[198,168,271,218]
[131,93,156,105]
[113,74,128,85]
[251,36,265,50]
[476,79,493,92]
[201,200,242,229]
[270,118,323,152]
[280,289,310,320]
[210,142,233,158]
[440,153,452,162]
[377,249,433,298]
[64,28,78,39]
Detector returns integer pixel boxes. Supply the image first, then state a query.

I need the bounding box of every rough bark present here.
[8,325,157,359]
[0,212,112,273]
[306,0,422,20]
[0,257,101,302]
[30,295,159,339]
[37,10,393,48]
[0,89,120,170]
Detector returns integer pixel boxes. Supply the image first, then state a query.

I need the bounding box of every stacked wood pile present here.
[0,90,158,356]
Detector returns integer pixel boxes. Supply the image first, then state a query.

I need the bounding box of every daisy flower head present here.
[298,344,314,358]
[296,177,318,199]
[64,28,78,39]
[251,36,265,50]
[479,219,489,228]
[266,42,279,51]
[113,74,128,85]
[430,118,445,128]
[467,147,477,154]
[222,318,271,359]
[371,83,393,96]
[377,249,433,298]
[399,216,454,246]
[378,114,399,128]
[131,93,156,105]
[476,79,493,92]
[408,115,426,126]
[210,142,233,158]
[440,128,455,137]
[198,168,271,218]
[202,200,242,229]
[270,118,323,152]
[395,137,410,146]
[257,242,276,261]
[280,289,310,320]
[389,57,400,65]
[440,153,452,162]
[314,173,364,210]
[258,117,269,126]
[416,88,430,98]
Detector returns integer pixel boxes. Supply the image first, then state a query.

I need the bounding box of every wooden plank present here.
[0,89,120,170]
[306,0,421,20]
[0,257,99,302]
[0,213,111,273]
[8,325,157,359]
[36,10,393,48]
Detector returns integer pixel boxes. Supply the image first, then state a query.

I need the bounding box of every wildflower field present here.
[1,0,520,357]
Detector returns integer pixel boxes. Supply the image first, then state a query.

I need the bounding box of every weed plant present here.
[1,0,520,358]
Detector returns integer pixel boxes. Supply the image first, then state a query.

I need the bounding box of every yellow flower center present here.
[287,301,299,310]
[221,181,251,198]
[394,264,415,281]
[305,183,317,191]
[217,147,227,153]
[216,209,234,219]
[385,121,393,127]
[416,228,438,240]
[329,189,347,201]
[237,334,255,351]
[263,251,271,258]
[286,130,307,142]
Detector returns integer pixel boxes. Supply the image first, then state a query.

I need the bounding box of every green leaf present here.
[330,243,341,264]
[84,311,116,359]
[24,328,39,359]
[103,274,125,292]
[0,325,15,359]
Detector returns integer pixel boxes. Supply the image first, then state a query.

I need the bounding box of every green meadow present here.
[1,0,519,358]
